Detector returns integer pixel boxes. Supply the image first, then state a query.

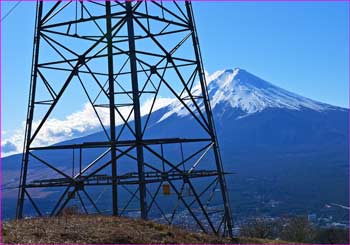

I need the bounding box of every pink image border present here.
[0,0,349,244]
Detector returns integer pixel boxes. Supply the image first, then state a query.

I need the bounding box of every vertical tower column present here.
[126,1,147,220]
[105,1,118,216]
[16,1,43,219]
[185,1,233,237]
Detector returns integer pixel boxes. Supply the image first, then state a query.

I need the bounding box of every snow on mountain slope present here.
[207,68,336,113]
[158,68,340,122]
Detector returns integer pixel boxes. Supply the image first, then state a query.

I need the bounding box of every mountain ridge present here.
[159,68,345,123]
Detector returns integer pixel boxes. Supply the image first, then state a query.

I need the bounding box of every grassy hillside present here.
[2,215,286,244]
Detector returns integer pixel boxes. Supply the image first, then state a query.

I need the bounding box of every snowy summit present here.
[159,68,338,122]
[207,68,334,113]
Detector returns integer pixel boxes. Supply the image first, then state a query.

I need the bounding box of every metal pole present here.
[126,1,147,220]
[79,147,82,175]
[105,1,118,216]
[185,1,234,237]
[16,1,43,219]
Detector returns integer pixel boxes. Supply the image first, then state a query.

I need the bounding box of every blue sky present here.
[194,1,349,107]
[1,1,349,155]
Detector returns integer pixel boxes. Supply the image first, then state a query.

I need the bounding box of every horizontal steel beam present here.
[26,170,232,188]
[29,138,212,150]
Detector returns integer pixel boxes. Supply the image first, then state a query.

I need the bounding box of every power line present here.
[1,1,22,23]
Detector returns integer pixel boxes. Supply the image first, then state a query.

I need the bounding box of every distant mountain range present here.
[2,68,348,222]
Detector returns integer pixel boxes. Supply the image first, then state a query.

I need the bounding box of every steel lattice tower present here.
[16,0,233,237]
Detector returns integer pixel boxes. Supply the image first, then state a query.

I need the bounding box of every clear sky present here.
[193,1,349,108]
[1,1,349,155]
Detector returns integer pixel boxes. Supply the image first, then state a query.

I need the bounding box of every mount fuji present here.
[2,68,348,221]
[164,68,336,120]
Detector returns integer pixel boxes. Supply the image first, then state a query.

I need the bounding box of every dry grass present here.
[2,215,287,244]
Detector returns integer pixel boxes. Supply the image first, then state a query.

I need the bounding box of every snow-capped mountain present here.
[158,68,340,123]
[206,68,335,113]
[2,68,348,220]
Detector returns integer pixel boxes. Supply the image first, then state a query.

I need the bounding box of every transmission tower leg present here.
[16,1,43,219]
[126,1,147,220]
[185,1,234,237]
[105,1,118,216]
